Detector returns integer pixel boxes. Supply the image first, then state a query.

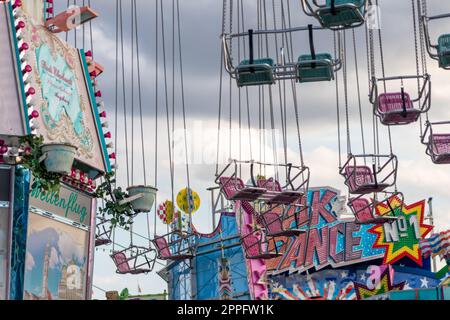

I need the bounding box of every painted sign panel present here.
[0,3,26,138]
[23,213,89,300]
[21,0,44,25]
[18,14,109,174]
[29,183,92,226]
[370,196,433,266]
[267,187,384,275]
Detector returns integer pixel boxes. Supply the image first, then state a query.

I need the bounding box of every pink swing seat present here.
[111,251,151,275]
[344,166,389,194]
[219,176,266,202]
[378,92,421,125]
[153,235,194,261]
[242,233,281,260]
[429,134,450,164]
[257,178,304,205]
[349,198,397,225]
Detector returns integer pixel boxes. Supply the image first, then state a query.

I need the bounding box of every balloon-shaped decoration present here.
[157,200,178,224]
[176,187,200,214]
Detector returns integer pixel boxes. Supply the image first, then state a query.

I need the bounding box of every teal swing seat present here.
[317,0,366,29]
[297,53,334,83]
[437,34,450,68]
[236,58,275,87]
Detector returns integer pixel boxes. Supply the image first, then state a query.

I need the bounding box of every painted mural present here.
[23,213,89,300]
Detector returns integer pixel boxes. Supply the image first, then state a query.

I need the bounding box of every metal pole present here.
[426,197,437,273]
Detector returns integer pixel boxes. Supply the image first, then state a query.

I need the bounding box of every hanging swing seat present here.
[341,155,398,195]
[95,218,112,247]
[258,211,306,237]
[315,0,366,29]
[437,34,450,68]
[428,134,450,164]
[422,121,450,164]
[348,197,398,225]
[257,178,304,205]
[377,92,421,125]
[152,231,197,261]
[343,166,389,194]
[110,246,156,275]
[297,53,334,83]
[236,58,275,87]
[219,176,266,202]
[241,231,283,260]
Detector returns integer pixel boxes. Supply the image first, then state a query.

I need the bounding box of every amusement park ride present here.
[0,0,449,301]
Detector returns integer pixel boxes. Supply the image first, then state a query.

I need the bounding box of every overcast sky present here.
[55,0,450,299]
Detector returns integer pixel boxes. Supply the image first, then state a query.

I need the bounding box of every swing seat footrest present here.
[266,229,306,237]
[349,183,390,195]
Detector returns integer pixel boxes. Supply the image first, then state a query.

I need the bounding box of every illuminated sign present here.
[267,187,384,275]
[370,196,433,266]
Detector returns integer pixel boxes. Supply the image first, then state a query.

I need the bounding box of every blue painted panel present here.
[9,167,30,300]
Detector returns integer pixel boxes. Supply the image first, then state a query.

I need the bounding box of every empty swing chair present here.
[223,29,275,87]
[152,230,198,261]
[111,244,157,275]
[297,25,342,83]
[370,74,431,126]
[95,216,112,247]
[216,160,310,204]
[340,154,398,195]
[422,13,450,69]
[241,230,285,260]
[301,0,369,30]
[421,121,450,164]
[348,192,403,225]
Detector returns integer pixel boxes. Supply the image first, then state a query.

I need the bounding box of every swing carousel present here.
[1,0,450,301]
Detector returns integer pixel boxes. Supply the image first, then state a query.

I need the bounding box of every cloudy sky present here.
[54,0,450,299]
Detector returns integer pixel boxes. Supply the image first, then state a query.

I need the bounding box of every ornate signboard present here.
[17,11,110,175]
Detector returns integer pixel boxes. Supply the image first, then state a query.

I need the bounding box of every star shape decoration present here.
[354,268,405,300]
[340,271,348,279]
[420,277,429,288]
[403,281,412,290]
[369,196,433,266]
[360,274,367,282]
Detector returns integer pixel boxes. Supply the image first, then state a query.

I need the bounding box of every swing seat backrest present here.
[219,176,246,199]
[257,178,282,192]
[378,92,413,113]
[344,166,374,190]
[431,134,450,155]
[112,252,131,273]
[349,198,373,223]
[242,234,261,258]
[153,236,172,259]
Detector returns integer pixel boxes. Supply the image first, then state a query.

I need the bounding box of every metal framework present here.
[95,216,112,247]
[370,74,431,126]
